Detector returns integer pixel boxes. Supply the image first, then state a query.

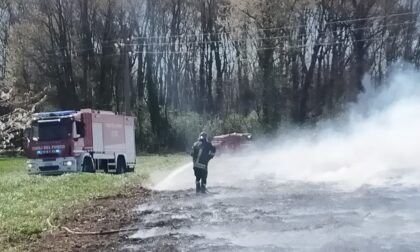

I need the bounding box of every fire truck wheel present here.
[116,156,126,174]
[82,157,95,173]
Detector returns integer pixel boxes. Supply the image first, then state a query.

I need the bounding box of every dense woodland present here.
[1,0,420,152]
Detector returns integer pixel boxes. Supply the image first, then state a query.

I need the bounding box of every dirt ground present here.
[24,182,420,251]
[29,187,151,252]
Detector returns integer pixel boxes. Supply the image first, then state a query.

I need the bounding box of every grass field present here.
[0,154,189,251]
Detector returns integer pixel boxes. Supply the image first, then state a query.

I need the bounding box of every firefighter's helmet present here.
[199,132,208,141]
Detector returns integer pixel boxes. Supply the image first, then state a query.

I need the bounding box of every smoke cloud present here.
[149,66,420,251]
[155,65,420,190]
[220,65,420,189]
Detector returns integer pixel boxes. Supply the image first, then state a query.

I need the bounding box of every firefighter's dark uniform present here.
[191,133,216,193]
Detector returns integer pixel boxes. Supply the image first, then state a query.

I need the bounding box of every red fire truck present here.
[211,132,253,155]
[24,109,136,175]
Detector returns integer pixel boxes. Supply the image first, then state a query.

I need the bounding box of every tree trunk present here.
[79,0,93,107]
[97,0,114,110]
[214,35,223,113]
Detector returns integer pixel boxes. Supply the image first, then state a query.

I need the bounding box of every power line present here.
[42,11,420,54]
[111,10,420,42]
[46,19,417,56]
[40,30,411,66]
[120,20,417,47]
[60,31,407,57]
[128,32,412,55]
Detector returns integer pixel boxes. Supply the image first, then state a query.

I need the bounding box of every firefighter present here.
[191,132,216,193]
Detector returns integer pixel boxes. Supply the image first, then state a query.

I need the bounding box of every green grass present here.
[0,154,189,251]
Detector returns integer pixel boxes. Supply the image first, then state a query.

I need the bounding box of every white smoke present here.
[155,65,420,191]
[149,66,420,252]
[220,65,420,189]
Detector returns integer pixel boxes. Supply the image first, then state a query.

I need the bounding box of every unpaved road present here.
[35,158,420,251]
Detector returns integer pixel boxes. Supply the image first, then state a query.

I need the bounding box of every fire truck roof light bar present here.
[33,110,77,120]
[38,119,61,123]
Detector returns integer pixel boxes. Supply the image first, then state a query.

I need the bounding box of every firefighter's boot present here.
[196,181,201,193]
[201,183,207,194]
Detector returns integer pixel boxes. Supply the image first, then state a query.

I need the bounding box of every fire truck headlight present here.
[63,161,73,167]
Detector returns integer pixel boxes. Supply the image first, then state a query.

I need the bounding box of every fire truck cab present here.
[24,109,136,175]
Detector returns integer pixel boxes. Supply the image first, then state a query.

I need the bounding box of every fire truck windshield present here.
[31,118,73,141]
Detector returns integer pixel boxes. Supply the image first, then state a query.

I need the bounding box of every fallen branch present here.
[46,216,138,236]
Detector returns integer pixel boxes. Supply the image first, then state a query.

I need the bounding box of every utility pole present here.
[122,39,130,115]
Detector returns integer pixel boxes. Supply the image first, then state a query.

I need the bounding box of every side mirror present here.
[75,121,85,137]
[73,121,80,140]
[23,129,30,148]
